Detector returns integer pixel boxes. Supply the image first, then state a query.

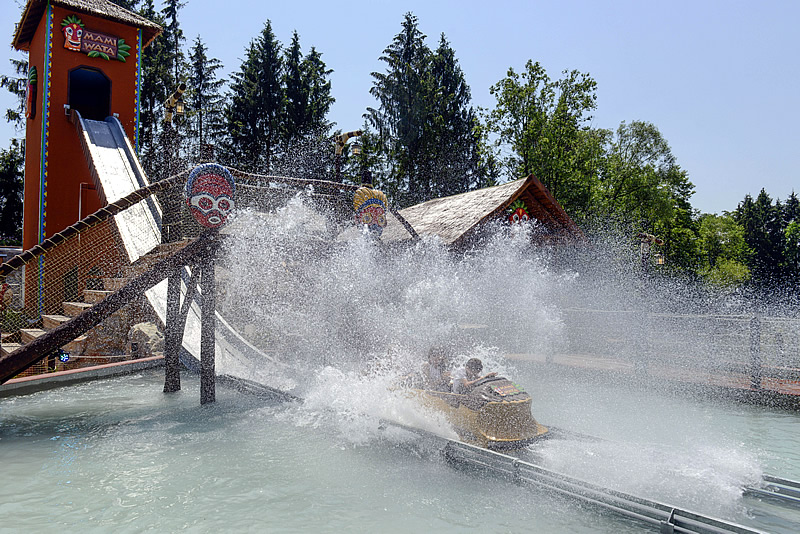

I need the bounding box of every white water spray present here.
[214,190,780,515]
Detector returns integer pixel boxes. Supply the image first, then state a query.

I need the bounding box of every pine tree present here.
[137,0,172,176]
[108,0,140,10]
[221,21,284,172]
[783,191,799,225]
[161,0,186,87]
[736,190,785,284]
[368,13,484,206]
[274,35,334,179]
[0,139,24,243]
[302,46,334,132]
[427,34,483,198]
[283,31,306,144]
[187,35,225,161]
[367,13,431,205]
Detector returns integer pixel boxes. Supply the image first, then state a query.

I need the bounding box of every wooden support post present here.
[750,314,762,390]
[164,267,182,393]
[0,237,210,384]
[200,237,217,404]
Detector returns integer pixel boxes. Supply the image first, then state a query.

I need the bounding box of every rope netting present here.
[0,174,186,360]
[0,166,369,376]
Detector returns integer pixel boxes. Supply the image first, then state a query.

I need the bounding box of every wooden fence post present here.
[200,236,217,404]
[163,267,182,393]
[750,314,762,390]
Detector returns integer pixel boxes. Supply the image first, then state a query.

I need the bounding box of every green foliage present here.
[424,35,486,198]
[137,1,173,173]
[187,35,225,158]
[367,13,486,207]
[735,190,784,283]
[280,30,335,177]
[61,15,84,28]
[785,220,800,283]
[301,47,334,133]
[108,0,141,9]
[117,39,131,62]
[698,258,751,288]
[0,139,24,243]
[220,21,284,172]
[697,214,751,266]
[0,58,28,131]
[486,60,602,217]
[161,0,186,84]
[596,121,692,225]
[87,51,111,61]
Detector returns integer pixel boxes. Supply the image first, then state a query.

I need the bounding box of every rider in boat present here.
[451,357,496,394]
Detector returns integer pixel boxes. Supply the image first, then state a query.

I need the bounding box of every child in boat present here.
[452,358,496,394]
[423,346,452,392]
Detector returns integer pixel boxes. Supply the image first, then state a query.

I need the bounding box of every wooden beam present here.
[0,236,211,384]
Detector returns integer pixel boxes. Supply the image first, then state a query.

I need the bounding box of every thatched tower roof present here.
[380,174,583,247]
[13,0,163,50]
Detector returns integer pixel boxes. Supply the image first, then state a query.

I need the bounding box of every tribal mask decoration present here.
[507,199,530,224]
[25,66,37,120]
[61,15,84,51]
[353,187,388,236]
[60,14,131,61]
[185,164,235,229]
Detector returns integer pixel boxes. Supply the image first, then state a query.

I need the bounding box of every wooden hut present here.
[380,174,583,248]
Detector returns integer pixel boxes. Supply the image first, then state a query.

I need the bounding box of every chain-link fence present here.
[0,167,367,379]
[558,308,800,390]
[0,174,190,376]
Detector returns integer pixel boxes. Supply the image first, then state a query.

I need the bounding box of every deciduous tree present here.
[486,60,602,217]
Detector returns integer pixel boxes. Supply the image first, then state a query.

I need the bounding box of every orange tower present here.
[12,0,161,251]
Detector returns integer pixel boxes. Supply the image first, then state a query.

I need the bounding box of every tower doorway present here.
[68,67,111,121]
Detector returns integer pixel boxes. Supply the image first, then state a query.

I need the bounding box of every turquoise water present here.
[1,367,798,533]
[4,204,799,532]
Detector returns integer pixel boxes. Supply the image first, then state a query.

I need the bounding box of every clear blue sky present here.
[2,0,798,214]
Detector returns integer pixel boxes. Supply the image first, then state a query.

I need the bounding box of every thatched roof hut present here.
[380,174,583,248]
[13,0,163,50]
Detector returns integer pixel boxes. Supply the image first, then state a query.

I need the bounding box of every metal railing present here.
[556,308,800,391]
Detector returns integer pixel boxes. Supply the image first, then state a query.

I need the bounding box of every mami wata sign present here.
[61,15,131,62]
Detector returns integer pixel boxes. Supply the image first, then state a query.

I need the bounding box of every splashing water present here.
[217,192,566,389]
[213,190,791,521]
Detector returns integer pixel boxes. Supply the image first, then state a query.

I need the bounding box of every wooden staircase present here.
[0,239,192,377]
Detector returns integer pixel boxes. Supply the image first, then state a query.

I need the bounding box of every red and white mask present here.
[185,165,235,228]
[63,23,83,51]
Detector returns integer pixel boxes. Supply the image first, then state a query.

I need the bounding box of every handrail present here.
[0,234,211,383]
[228,167,419,239]
[0,172,188,280]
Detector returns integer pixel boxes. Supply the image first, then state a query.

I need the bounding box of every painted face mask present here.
[61,16,84,51]
[510,207,530,224]
[185,164,235,228]
[354,187,389,236]
[507,199,530,224]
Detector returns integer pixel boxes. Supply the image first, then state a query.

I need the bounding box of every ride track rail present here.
[744,475,800,508]
[222,376,792,534]
[541,426,800,513]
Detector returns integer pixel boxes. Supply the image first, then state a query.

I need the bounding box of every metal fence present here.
[559,307,800,386]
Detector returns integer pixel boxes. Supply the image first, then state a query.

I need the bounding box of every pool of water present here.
[1,366,798,533]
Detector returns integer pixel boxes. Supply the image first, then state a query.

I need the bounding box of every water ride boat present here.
[412,376,549,450]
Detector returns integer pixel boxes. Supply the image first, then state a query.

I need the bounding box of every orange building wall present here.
[23,5,142,251]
